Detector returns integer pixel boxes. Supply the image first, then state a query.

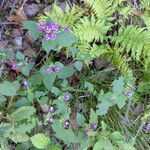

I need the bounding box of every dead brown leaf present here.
[7,9,27,25]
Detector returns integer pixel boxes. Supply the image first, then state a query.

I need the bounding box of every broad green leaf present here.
[31,133,50,149]
[21,63,34,76]
[0,81,20,96]
[58,67,75,79]
[77,113,85,126]
[0,123,11,135]
[89,109,98,124]
[51,87,61,96]
[10,106,36,122]
[0,49,13,61]
[23,21,42,39]
[16,51,24,60]
[114,93,126,109]
[96,92,113,115]
[0,96,5,107]
[43,72,56,91]
[74,61,83,71]
[112,76,124,95]
[42,38,58,53]
[93,137,113,150]
[53,100,71,120]
[52,120,79,144]
[110,131,125,144]
[58,31,78,47]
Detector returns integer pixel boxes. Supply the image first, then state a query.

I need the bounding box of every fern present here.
[73,15,111,42]
[112,48,133,80]
[113,25,150,64]
[39,4,83,27]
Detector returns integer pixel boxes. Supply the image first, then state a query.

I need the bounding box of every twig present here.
[18,0,27,14]
[9,0,18,15]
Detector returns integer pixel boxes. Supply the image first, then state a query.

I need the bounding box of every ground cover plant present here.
[0,0,150,149]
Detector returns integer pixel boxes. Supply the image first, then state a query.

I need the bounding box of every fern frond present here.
[112,48,133,79]
[83,0,125,19]
[113,25,150,62]
[73,15,111,42]
[39,4,83,27]
[89,44,108,58]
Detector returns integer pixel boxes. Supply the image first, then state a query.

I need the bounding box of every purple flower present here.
[23,81,29,88]
[120,117,126,125]
[45,25,52,33]
[48,106,55,113]
[64,121,69,127]
[53,66,60,72]
[65,26,70,32]
[49,22,58,32]
[38,22,46,29]
[131,84,136,91]
[125,91,132,99]
[84,93,90,98]
[49,33,57,40]
[44,34,50,40]
[83,130,89,136]
[48,117,54,123]
[12,63,18,70]
[146,122,150,132]
[45,67,52,74]
[91,124,97,131]
[38,22,46,32]
[64,93,72,101]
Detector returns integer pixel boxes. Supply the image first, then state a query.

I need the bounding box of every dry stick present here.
[18,0,27,14]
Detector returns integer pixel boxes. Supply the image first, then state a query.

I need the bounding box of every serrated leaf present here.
[16,51,24,60]
[77,113,85,126]
[58,67,75,79]
[58,31,78,47]
[0,81,20,96]
[112,76,124,95]
[89,109,98,124]
[42,38,58,53]
[52,120,79,144]
[43,72,56,91]
[96,92,113,115]
[23,21,42,39]
[74,61,83,71]
[10,106,36,122]
[31,133,50,149]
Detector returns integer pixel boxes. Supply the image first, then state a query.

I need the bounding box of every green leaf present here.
[93,137,113,150]
[74,61,83,71]
[52,120,79,144]
[10,106,36,122]
[42,38,58,53]
[110,131,125,144]
[96,92,113,115]
[77,113,85,126]
[120,143,136,150]
[31,133,51,149]
[51,87,61,96]
[0,96,6,107]
[16,51,24,60]
[112,76,124,95]
[23,21,42,39]
[58,67,75,79]
[89,109,98,124]
[84,81,94,92]
[49,144,62,150]
[21,63,34,76]
[0,81,20,96]
[43,72,56,91]
[58,31,78,47]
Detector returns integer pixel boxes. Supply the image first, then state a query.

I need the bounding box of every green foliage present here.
[30,133,51,149]
[23,21,42,38]
[10,106,36,122]
[0,81,20,96]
